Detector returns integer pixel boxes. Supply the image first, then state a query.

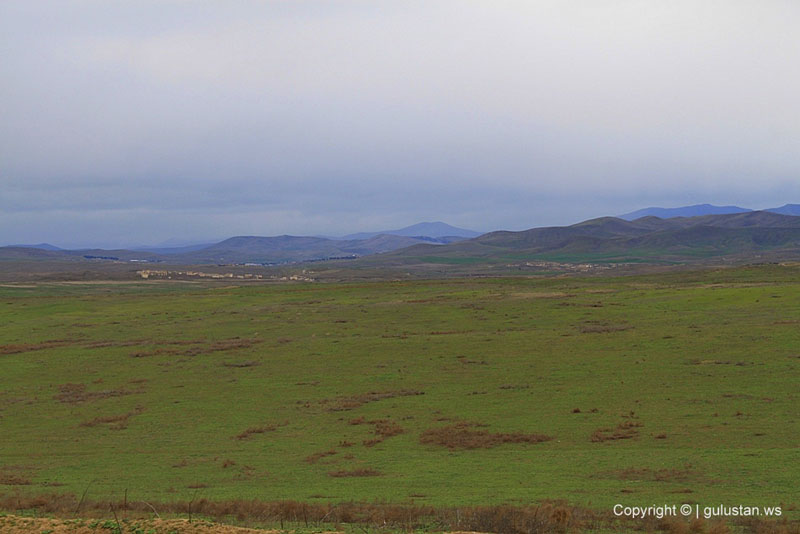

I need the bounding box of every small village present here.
[136,269,315,282]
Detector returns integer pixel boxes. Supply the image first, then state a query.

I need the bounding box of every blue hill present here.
[342,221,481,240]
[619,204,751,220]
[767,204,800,216]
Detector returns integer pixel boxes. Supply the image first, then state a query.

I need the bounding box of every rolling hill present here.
[7,243,63,251]
[6,212,800,269]
[367,211,800,266]
[342,221,480,240]
[619,204,751,220]
[619,203,800,220]
[0,233,466,265]
[171,234,436,264]
[768,203,800,216]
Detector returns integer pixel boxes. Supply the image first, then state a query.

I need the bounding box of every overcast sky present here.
[2,1,799,247]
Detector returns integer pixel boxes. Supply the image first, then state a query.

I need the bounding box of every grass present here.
[0,264,798,525]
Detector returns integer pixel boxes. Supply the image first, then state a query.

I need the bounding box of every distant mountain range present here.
[7,243,63,251]
[171,233,467,264]
[367,211,800,266]
[7,211,800,267]
[619,203,800,220]
[0,223,478,265]
[341,221,480,240]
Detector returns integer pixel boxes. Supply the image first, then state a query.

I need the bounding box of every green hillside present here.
[368,212,800,267]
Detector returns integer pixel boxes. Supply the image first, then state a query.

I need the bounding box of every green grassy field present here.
[1,265,798,520]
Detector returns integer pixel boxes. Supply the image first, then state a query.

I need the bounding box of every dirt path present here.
[0,514,281,533]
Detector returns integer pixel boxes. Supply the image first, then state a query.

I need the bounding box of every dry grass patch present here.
[597,464,700,483]
[0,339,73,355]
[0,474,32,486]
[83,340,143,349]
[0,495,793,533]
[328,468,382,477]
[579,321,633,334]
[207,337,263,351]
[234,423,278,440]
[321,389,424,411]
[511,291,576,299]
[420,422,553,450]
[348,417,405,447]
[590,420,643,442]
[304,449,337,464]
[79,406,144,430]
[457,355,488,365]
[374,419,404,438]
[0,465,34,486]
[428,330,472,335]
[53,383,138,404]
[221,360,260,368]
[0,514,268,534]
[130,337,263,358]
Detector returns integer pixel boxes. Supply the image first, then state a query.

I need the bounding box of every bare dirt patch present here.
[0,472,32,486]
[0,339,73,355]
[511,291,576,299]
[320,390,424,412]
[79,406,145,430]
[427,330,474,335]
[130,337,263,358]
[83,340,144,349]
[0,464,36,486]
[579,321,633,334]
[347,417,405,447]
[305,449,337,464]
[327,468,382,477]
[590,420,643,442]
[234,423,282,440]
[0,497,779,533]
[373,419,404,438]
[420,422,553,450]
[53,383,140,404]
[222,360,261,368]
[0,515,276,534]
[595,465,700,483]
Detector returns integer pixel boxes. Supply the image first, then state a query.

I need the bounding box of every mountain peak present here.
[342,222,481,240]
[620,204,751,220]
[767,204,800,216]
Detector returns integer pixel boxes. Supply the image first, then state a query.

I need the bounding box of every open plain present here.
[1,264,799,532]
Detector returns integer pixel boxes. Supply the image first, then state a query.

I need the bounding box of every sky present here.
[2,1,800,248]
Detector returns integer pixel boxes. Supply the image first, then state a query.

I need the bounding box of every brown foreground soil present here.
[0,514,281,533]
[2,495,799,534]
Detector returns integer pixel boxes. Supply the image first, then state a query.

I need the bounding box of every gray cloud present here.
[2,1,799,247]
